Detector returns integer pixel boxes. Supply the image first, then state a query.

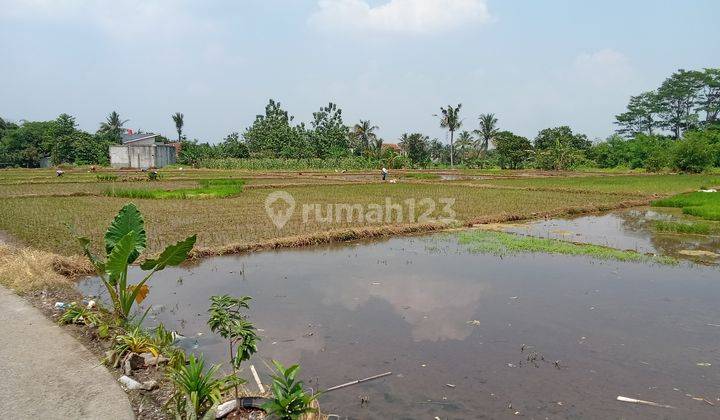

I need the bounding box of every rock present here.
[118,375,143,390]
[54,302,68,310]
[216,400,237,418]
[86,300,96,309]
[123,353,145,375]
[141,380,159,391]
[140,352,169,367]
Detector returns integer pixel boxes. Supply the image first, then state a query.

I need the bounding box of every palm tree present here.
[172,112,184,143]
[352,120,379,155]
[454,130,475,163]
[475,113,498,154]
[437,104,462,167]
[98,111,128,136]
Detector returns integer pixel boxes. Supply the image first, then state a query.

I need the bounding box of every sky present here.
[1,0,719,144]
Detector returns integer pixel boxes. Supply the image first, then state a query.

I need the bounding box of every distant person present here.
[56,169,64,177]
[381,167,388,181]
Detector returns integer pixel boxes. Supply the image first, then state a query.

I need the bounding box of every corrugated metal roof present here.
[120,133,157,144]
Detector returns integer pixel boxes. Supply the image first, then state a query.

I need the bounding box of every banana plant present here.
[77,203,196,320]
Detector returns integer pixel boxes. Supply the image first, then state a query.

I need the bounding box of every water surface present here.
[79,233,720,419]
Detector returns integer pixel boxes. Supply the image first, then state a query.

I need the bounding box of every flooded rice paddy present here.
[498,208,720,264]
[80,223,720,419]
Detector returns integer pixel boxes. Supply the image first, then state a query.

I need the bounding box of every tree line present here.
[1,67,718,172]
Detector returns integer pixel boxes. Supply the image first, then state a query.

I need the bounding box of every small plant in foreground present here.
[76,203,196,320]
[167,354,226,420]
[114,326,160,357]
[207,295,259,408]
[262,361,318,420]
[58,303,100,326]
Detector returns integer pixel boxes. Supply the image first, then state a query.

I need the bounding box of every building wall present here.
[109,146,130,168]
[154,145,177,168]
[110,145,177,168]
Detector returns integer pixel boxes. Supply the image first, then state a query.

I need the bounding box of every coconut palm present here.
[454,130,475,163]
[352,120,379,155]
[475,113,498,153]
[172,112,184,143]
[98,111,128,136]
[437,104,462,167]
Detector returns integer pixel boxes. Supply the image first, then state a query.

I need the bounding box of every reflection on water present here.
[502,208,720,263]
[79,233,720,419]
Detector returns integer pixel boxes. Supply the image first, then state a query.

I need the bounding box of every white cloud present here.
[308,0,492,35]
[572,49,634,87]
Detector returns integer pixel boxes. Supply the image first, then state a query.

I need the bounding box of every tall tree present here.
[309,102,349,158]
[399,132,430,165]
[698,68,720,125]
[656,69,704,139]
[454,130,475,162]
[98,111,128,140]
[615,91,660,137]
[244,99,309,158]
[437,104,462,167]
[534,126,590,150]
[172,112,184,142]
[475,113,498,153]
[351,120,379,155]
[493,131,532,169]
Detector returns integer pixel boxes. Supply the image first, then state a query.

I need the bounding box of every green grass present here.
[104,179,245,199]
[402,172,441,180]
[652,220,717,235]
[457,230,677,264]
[652,192,720,221]
[466,174,720,195]
[0,183,634,256]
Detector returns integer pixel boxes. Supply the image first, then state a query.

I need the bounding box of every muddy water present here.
[79,235,720,419]
[501,208,720,263]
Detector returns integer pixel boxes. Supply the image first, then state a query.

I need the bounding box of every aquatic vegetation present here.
[96,174,118,182]
[262,360,318,420]
[652,191,720,221]
[652,220,717,235]
[458,230,677,264]
[104,178,245,199]
[402,172,441,179]
[167,354,226,419]
[76,203,196,319]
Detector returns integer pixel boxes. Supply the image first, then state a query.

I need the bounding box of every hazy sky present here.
[1,0,719,144]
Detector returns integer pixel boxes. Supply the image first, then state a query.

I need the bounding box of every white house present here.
[109,132,177,169]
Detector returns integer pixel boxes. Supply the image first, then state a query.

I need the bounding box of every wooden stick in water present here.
[617,396,674,409]
[324,372,392,393]
[250,364,265,394]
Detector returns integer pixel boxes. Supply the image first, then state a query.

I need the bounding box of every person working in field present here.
[381,167,388,181]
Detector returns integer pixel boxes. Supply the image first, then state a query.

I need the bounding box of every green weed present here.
[457,230,677,264]
[652,192,720,221]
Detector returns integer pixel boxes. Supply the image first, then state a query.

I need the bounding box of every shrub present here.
[672,135,714,173]
[262,361,318,420]
[167,354,226,419]
[59,303,100,326]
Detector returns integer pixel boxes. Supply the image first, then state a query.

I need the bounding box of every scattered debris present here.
[118,375,143,390]
[616,396,674,409]
[445,383,456,388]
[466,320,481,326]
[696,362,712,367]
[216,400,237,418]
[324,371,392,392]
